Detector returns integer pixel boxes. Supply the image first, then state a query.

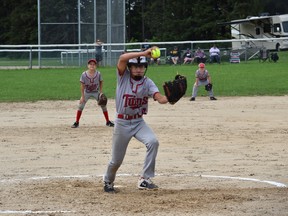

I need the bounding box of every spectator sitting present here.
[182,48,194,64]
[141,39,151,64]
[209,44,220,64]
[170,46,180,65]
[194,47,207,63]
[150,57,161,65]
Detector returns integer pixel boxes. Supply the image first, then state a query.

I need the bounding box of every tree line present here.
[0,0,287,45]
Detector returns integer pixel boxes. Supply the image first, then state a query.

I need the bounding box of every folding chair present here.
[230,51,240,63]
[259,48,270,62]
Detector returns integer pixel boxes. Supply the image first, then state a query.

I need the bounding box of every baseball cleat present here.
[138,178,158,190]
[104,182,115,193]
[210,97,217,100]
[106,121,114,127]
[190,97,195,101]
[71,122,79,128]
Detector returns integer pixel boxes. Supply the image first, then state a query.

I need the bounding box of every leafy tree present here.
[0,0,37,44]
[262,0,288,15]
[40,0,79,44]
[0,0,287,45]
[141,0,267,42]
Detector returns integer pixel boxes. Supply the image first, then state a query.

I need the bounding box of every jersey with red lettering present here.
[115,69,159,116]
[195,69,209,81]
[80,70,102,93]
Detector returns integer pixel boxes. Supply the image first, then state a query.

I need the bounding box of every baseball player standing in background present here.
[71,59,114,128]
[95,39,103,66]
[190,63,217,101]
[103,48,169,193]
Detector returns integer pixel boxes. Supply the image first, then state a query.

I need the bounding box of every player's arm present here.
[207,76,212,83]
[154,92,168,104]
[99,80,103,93]
[117,49,152,76]
[207,73,212,83]
[195,77,199,85]
[80,83,85,103]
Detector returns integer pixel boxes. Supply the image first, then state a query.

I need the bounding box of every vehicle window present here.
[282,21,288,33]
[273,23,281,32]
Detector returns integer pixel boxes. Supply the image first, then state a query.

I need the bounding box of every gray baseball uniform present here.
[104,69,160,183]
[192,69,214,98]
[78,70,107,112]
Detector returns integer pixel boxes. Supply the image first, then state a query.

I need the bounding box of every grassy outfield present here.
[0,55,287,102]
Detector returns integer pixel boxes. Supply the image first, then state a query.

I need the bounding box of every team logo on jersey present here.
[123,94,148,109]
[86,84,98,92]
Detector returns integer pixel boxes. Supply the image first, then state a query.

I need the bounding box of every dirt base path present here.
[1,96,287,215]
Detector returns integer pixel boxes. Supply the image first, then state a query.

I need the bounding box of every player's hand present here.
[79,97,85,104]
[143,48,152,58]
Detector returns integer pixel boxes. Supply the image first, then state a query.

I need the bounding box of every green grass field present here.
[0,53,287,102]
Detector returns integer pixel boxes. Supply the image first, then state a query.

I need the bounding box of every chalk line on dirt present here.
[0,173,286,188]
[0,173,286,215]
[0,210,73,214]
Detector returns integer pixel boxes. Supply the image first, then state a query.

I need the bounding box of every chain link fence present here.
[0,38,287,69]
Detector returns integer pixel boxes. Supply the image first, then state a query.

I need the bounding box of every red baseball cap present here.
[88,59,97,64]
[198,63,205,68]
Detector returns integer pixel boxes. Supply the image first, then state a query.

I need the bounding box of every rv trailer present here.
[226,14,288,51]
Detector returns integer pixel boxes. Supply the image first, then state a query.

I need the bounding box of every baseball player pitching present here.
[71,59,114,128]
[103,48,169,193]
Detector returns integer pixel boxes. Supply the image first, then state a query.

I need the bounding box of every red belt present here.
[117,114,143,120]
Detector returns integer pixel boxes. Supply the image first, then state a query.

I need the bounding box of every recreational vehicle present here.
[226,14,288,51]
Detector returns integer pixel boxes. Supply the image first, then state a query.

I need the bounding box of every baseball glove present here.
[163,74,187,104]
[205,83,213,91]
[98,93,107,106]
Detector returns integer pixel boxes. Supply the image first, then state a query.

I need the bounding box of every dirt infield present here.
[0,96,287,216]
